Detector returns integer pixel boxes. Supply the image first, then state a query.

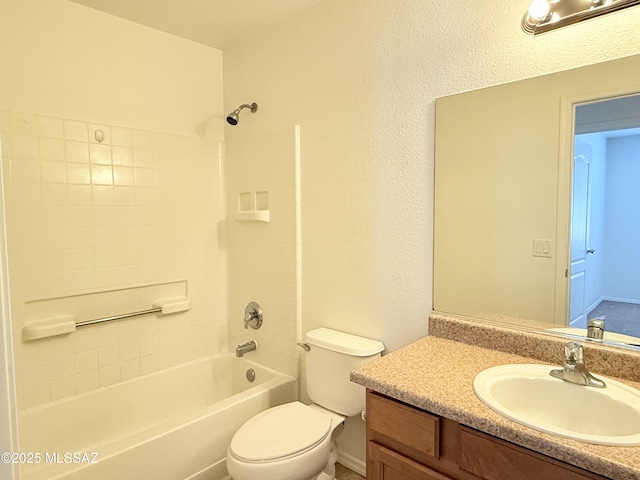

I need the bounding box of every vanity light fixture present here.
[522,0,640,35]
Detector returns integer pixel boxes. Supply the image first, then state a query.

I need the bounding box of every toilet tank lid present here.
[305,328,384,356]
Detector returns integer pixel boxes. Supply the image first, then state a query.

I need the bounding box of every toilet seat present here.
[229,402,331,463]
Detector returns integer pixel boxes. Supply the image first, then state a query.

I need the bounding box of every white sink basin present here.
[473,364,640,445]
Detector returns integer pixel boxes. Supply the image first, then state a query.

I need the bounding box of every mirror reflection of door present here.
[570,94,640,338]
[569,144,591,328]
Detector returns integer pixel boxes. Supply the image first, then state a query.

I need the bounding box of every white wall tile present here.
[133,167,153,187]
[39,139,65,161]
[91,166,114,186]
[133,148,152,167]
[50,355,75,380]
[111,127,132,147]
[97,325,120,348]
[120,359,140,381]
[99,365,120,387]
[51,376,75,401]
[65,141,89,163]
[10,113,38,136]
[75,370,98,394]
[12,183,41,205]
[24,383,51,409]
[38,117,64,140]
[64,120,88,142]
[69,206,93,227]
[68,227,94,249]
[89,144,112,165]
[41,184,68,205]
[75,351,97,373]
[6,112,227,409]
[93,206,116,226]
[66,163,91,185]
[112,146,132,166]
[113,166,133,186]
[114,186,135,206]
[94,267,117,288]
[12,159,40,183]
[41,161,66,183]
[120,341,139,362]
[98,346,119,368]
[67,185,92,205]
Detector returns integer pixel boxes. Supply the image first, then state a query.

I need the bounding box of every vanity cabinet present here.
[366,391,609,480]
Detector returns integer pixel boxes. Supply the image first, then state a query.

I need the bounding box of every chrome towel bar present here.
[22,298,191,341]
[75,306,162,328]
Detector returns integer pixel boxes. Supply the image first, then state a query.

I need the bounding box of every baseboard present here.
[602,296,640,305]
[586,296,605,316]
[337,450,366,477]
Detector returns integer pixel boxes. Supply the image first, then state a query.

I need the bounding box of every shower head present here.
[226,102,258,125]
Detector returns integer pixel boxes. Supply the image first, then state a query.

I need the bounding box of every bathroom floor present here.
[336,464,365,480]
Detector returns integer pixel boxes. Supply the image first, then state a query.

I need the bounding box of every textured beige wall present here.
[223,0,640,468]
[0,0,223,140]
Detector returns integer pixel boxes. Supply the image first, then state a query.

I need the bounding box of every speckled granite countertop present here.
[351,316,640,480]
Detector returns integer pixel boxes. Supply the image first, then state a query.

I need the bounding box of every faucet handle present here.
[244,302,263,330]
[564,341,584,363]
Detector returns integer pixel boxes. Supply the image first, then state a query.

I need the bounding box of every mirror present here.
[433,53,640,347]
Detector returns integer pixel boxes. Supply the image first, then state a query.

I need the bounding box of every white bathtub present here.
[18,354,298,480]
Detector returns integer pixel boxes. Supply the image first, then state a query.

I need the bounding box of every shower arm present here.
[236,103,258,114]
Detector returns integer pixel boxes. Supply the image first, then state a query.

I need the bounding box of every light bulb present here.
[528,0,551,21]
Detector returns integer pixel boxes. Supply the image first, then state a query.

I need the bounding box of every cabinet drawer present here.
[367,392,440,458]
[459,427,608,480]
[369,441,453,480]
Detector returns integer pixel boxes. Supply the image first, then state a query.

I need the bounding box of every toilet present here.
[226,327,384,480]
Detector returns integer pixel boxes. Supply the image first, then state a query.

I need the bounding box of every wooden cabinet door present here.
[367,391,440,458]
[459,427,608,480]
[368,441,454,480]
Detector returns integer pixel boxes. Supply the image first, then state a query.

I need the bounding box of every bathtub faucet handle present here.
[244,302,263,330]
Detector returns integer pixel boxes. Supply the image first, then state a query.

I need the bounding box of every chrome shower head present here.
[226,102,258,125]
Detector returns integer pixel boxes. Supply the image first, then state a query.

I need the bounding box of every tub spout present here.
[236,340,257,357]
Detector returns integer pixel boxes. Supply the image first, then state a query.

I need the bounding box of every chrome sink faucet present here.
[549,341,606,388]
[236,340,257,357]
[586,316,606,340]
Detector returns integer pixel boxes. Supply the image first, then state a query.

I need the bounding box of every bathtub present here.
[17,354,298,480]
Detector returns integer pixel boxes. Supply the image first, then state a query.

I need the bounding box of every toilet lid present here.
[230,402,331,462]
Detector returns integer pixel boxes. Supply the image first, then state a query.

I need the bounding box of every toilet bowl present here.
[226,402,344,480]
[226,328,384,480]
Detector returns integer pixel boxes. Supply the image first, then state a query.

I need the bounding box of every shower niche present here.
[234,190,270,222]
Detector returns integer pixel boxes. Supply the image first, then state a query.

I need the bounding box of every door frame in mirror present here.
[556,85,640,329]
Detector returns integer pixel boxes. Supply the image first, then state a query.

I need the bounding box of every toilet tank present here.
[305,328,384,417]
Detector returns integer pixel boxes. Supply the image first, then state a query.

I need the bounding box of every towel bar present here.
[22,298,191,341]
[75,306,162,328]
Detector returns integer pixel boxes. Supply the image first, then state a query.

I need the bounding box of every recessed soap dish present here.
[234,190,270,222]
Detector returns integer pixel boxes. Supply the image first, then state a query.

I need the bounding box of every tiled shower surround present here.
[0,110,229,410]
[226,126,301,380]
